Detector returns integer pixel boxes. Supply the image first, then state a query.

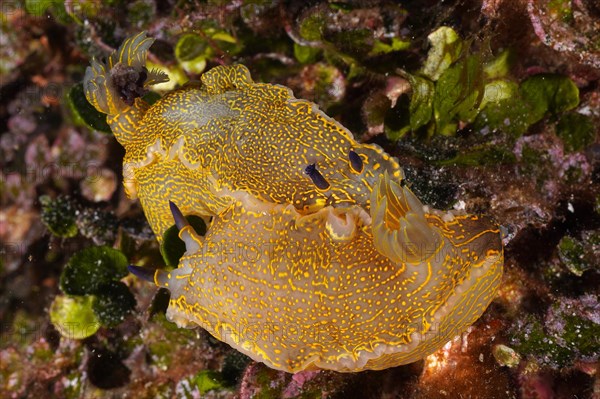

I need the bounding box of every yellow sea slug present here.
[85,33,504,373]
[84,32,403,240]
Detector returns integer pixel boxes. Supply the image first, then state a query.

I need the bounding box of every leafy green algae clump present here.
[384,26,589,144]
[50,246,136,338]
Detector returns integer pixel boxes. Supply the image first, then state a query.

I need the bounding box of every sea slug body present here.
[85,32,403,240]
[85,32,504,373]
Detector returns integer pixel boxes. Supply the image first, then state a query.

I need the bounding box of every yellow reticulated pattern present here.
[87,34,403,239]
[84,32,504,373]
[164,185,502,372]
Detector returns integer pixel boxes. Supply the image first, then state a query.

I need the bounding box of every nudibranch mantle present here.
[85,32,504,373]
[84,32,403,240]
[153,174,502,372]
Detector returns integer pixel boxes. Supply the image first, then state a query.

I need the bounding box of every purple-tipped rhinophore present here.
[128,264,155,282]
[169,201,189,230]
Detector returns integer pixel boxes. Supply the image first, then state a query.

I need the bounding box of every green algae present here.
[405,74,435,133]
[75,208,119,246]
[483,49,512,79]
[62,371,84,399]
[126,0,155,26]
[7,311,44,348]
[175,33,208,74]
[558,232,600,276]
[510,302,600,368]
[60,246,128,296]
[548,0,574,23]
[474,95,532,137]
[175,28,242,76]
[437,146,516,166]
[556,112,595,152]
[67,83,112,134]
[254,366,285,399]
[421,26,463,81]
[40,198,119,245]
[519,74,579,122]
[305,63,345,109]
[383,26,582,142]
[293,3,410,80]
[177,371,228,398]
[558,236,589,276]
[299,12,326,42]
[160,215,207,267]
[24,0,65,20]
[54,246,136,336]
[294,44,321,64]
[433,54,485,135]
[386,28,510,138]
[92,281,136,327]
[192,370,225,394]
[492,344,521,368]
[370,37,410,55]
[147,339,175,371]
[518,144,549,185]
[40,195,78,238]
[49,295,100,339]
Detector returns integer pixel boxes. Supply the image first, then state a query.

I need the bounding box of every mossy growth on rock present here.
[509,295,600,368]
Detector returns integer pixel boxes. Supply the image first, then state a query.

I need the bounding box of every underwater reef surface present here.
[0,1,598,398]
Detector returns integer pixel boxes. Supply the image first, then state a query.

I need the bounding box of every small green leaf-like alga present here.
[60,246,128,296]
